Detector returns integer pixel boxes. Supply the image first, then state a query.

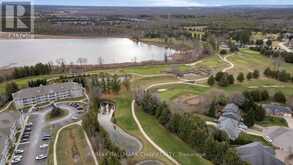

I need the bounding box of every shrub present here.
[208,75,215,86]
[273,91,286,103]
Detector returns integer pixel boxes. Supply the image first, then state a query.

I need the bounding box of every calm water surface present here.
[0,38,175,67]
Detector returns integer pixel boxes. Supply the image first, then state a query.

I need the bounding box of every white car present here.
[36,154,47,160]
[40,144,48,148]
[14,149,24,154]
[13,155,23,159]
[71,116,78,120]
[11,157,22,164]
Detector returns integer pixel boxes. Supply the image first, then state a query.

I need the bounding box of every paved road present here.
[0,101,13,113]
[279,42,293,53]
[130,53,235,165]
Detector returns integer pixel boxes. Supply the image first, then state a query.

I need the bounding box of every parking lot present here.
[11,102,87,165]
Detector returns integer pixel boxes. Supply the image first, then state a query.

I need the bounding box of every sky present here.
[34,0,293,6]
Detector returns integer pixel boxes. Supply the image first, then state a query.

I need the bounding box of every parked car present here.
[24,128,32,132]
[22,134,30,138]
[11,157,21,164]
[14,149,24,154]
[26,122,33,127]
[71,116,78,120]
[35,154,47,160]
[40,144,48,148]
[13,155,23,159]
[42,137,50,141]
[20,138,29,143]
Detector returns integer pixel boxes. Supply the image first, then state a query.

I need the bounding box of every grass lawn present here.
[232,133,273,147]
[0,74,59,93]
[257,116,288,127]
[212,78,293,97]
[45,108,69,122]
[132,75,179,89]
[56,125,95,165]
[195,54,229,72]
[151,84,209,101]
[135,107,212,165]
[114,91,173,164]
[227,48,293,75]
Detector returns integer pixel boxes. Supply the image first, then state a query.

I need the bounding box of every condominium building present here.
[13,82,83,109]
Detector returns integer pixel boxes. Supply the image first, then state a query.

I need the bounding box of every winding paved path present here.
[131,54,235,165]
[0,101,13,113]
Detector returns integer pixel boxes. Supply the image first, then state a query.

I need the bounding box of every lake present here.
[0,38,175,67]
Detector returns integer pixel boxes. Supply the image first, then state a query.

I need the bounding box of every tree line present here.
[264,67,292,83]
[28,79,47,87]
[135,90,248,165]
[13,63,52,79]
[208,70,260,87]
[250,46,293,64]
[82,77,125,165]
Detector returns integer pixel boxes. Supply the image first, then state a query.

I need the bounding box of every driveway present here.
[98,103,142,156]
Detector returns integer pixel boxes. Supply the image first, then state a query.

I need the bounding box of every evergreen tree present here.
[228,74,235,84]
[253,70,260,79]
[244,109,255,127]
[5,82,19,100]
[207,75,215,86]
[264,67,272,77]
[215,71,225,82]
[261,90,270,101]
[207,101,216,117]
[273,91,286,103]
[246,72,253,80]
[255,105,266,122]
[237,72,245,82]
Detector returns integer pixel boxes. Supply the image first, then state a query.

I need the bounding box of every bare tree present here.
[55,58,66,72]
[76,57,88,72]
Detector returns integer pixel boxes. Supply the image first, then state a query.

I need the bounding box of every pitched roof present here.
[12,82,82,100]
[217,103,246,140]
[237,142,284,165]
[222,103,242,121]
[263,104,292,114]
[218,117,241,140]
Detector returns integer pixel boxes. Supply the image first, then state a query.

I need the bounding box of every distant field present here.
[56,125,95,165]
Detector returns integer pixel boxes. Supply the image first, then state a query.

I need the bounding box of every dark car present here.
[22,134,30,139]
[42,137,50,141]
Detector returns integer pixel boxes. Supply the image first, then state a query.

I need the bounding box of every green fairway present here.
[151,84,209,101]
[114,91,173,164]
[213,78,293,97]
[136,107,212,165]
[132,75,179,89]
[227,48,293,75]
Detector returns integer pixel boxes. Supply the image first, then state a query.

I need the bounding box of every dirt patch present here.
[175,94,202,106]
[70,130,81,164]
[169,94,209,114]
